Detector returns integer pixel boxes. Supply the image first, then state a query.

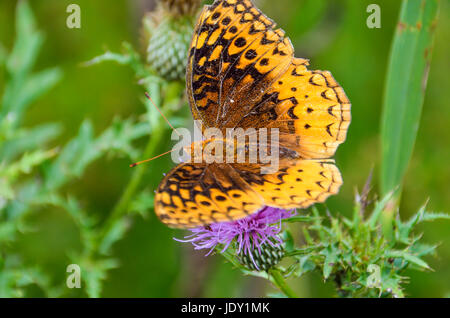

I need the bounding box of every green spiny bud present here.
[238,239,285,272]
[143,0,201,81]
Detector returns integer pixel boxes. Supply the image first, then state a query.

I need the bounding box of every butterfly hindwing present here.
[237,58,351,159]
[155,162,263,228]
[234,159,343,209]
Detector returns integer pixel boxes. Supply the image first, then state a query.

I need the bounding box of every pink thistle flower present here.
[175,206,295,270]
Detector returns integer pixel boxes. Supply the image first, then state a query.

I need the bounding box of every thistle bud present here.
[142,0,201,81]
[238,238,285,272]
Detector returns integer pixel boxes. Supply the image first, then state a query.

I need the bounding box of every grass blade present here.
[380,0,440,197]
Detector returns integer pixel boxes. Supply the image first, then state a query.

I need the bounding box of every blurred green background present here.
[0,0,449,297]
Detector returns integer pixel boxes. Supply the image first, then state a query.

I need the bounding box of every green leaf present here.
[286,246,321,257]
[0,148,57,180]
[79,258,119,298]
[0,0,61,127]
[98,218,130,256]
[0,178,15,201]
[96,117,150,160]
[6,0,41,75]
[284,215,320,223]
[380,270,405,298]
[282,230,295,253]
[416,212,450,223]
[14,67,62,116]
[409,242,437,257]
[43,117,152,190]
[44,120,98,189]
[367,191,394,227]
[322,246,338,280]
[396,205,450,243]
[83,51,131,66]
[0,123,62,161]
[294,255,316,278]
[386,250,431,270]
[0,223,17,243]
[127,190,154,218]
[83,42,149,78]
[380,0,440,196]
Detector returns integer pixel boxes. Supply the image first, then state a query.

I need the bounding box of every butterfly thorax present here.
[183,137,264,164]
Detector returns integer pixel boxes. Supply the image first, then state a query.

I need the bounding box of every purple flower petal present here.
[174,206,296,259]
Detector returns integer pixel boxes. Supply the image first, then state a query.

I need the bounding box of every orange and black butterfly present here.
[154,0,351,228]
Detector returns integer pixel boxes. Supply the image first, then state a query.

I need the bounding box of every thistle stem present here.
[97,125,166,243]
[268,268,299,298]
[95,80,180,251]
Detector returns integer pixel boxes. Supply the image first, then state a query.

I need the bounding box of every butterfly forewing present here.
[187,0,293,129]
[237,58,351,158]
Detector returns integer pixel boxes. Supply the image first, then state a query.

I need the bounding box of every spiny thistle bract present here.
[285,185,450,298]
[238,237,286,271]
[143,0,201,81]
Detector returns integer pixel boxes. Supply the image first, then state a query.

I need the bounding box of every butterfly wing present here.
[187,0,294,129]
[237,58,351,159]
[155,159,342,228]
[187,1,350,158]
[234,159,342,209]
[157,0,350,228]
[154,162,263,228]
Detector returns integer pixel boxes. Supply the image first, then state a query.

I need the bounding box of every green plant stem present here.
[94,80,178,251]
[97,125,166,243]
[268,268,299,298]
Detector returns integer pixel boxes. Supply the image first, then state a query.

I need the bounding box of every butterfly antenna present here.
[145,92,181,136]
[130,148,176,168]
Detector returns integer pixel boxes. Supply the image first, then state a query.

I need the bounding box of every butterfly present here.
[154,0,351,228]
